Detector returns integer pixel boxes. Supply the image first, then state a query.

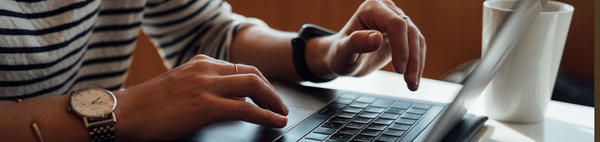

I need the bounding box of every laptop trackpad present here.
[184,106,315,142]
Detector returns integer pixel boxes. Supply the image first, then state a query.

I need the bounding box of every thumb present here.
[338,30,383,54]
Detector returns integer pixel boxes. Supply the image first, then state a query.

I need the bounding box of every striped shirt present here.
[0,0,265,100]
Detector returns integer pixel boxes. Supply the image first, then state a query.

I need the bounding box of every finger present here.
[213,74,288,115]
[188,56,234,75]
[219,98,288,128]
[419,37,427,85]
[379,0,406,16]
[404,27,421,91]
[228,97,246,101]
[188,59,271,86]
[357,1,410,73]
[389,19,410,74]
[382,0,425,91]
[334,30,384,69]
[380,0,419,29]
[370,0,410,74]
[338,30,383,54]
[233,64,272,86]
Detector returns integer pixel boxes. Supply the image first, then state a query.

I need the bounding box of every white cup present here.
[481,0,574,123]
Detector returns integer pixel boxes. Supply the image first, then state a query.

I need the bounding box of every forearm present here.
[229,25,336,82]
[0,95,88,142]
[0,91,136,142]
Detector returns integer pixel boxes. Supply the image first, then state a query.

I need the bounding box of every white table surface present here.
[302,70,594,142]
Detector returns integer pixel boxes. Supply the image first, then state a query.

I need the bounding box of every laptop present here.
[185,0,546,141]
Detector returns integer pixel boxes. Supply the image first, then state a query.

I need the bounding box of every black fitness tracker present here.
[291,24,336,83]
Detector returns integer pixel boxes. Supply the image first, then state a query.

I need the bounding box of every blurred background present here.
[125,0,594,106]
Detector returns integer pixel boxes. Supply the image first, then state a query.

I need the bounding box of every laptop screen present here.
[449,0,547,115]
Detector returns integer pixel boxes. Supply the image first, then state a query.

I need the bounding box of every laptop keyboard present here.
[297,93,443,142]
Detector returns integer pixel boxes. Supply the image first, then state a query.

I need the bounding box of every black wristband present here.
[291,24,336,83]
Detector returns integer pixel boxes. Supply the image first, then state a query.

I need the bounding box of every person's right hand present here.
[113,55,289,141]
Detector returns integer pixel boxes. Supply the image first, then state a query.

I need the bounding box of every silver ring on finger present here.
[233,63,239,74]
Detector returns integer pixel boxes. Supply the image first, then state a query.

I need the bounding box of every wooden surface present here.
[124,0,594,87]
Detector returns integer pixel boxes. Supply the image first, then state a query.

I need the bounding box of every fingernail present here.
[282,105,289,116]
[407,80,417,91]
[367,32,379,48]
[280,118,288,128]
[275,114,288,128]
[409,84,417,91]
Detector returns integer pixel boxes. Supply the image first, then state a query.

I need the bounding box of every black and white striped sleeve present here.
[142,0,266,69]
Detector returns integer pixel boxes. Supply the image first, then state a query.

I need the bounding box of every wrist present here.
[305,34,338,80]
[112,89,137,142]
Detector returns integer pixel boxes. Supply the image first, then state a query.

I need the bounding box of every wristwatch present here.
[68,88,118,142]
[291,24,336,82]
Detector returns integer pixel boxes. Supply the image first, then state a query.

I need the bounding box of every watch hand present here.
[92,97,101,104]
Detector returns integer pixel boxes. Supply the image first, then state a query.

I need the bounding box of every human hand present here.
[113,55,288,141]
[308,0,426,91]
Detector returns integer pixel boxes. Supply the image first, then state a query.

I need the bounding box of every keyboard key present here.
[406,108,427,114]
[337,112,357,118]
[412,104,432,109]
[349,102,369,108]
[370,99,393,107]
[305,132,329,141]
[352,135,375,142]
[390,101,412,109]
[320,109,337,116]
[320,103,346,115]
[402,113,422,120]
[385,108,405,114]
[359,129,383,136]
[330,117,352,124]
[352,117,373,124]
[331,133,353,141]
[355,96,376,103]
[376,135,400,142]
[322,122,343,129]
[389,123,411,131]
[313,127,336,135]
[299,139,321,142]
[379,113,400,119]
[340,94,358,100]
[342,107,363,113]
[366,123,387,131]
[373,118,394,125]
[345,122,367,129]
[329,103,347,110]
[365,107,385,113]
[335,98,353,104]
[395,118,417,125]
[338,127,361,135]
[358,111,379,118]
[383,129,405,137]
[326,139,343,142]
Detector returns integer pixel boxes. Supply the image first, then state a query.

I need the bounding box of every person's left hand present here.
[307,0,426,91]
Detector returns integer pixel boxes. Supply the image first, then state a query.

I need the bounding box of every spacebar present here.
[275,113,329,142]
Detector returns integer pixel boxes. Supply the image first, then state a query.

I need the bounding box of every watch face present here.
[70,88,116,117]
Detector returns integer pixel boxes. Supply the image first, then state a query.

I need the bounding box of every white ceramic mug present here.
[481,0,574,123]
